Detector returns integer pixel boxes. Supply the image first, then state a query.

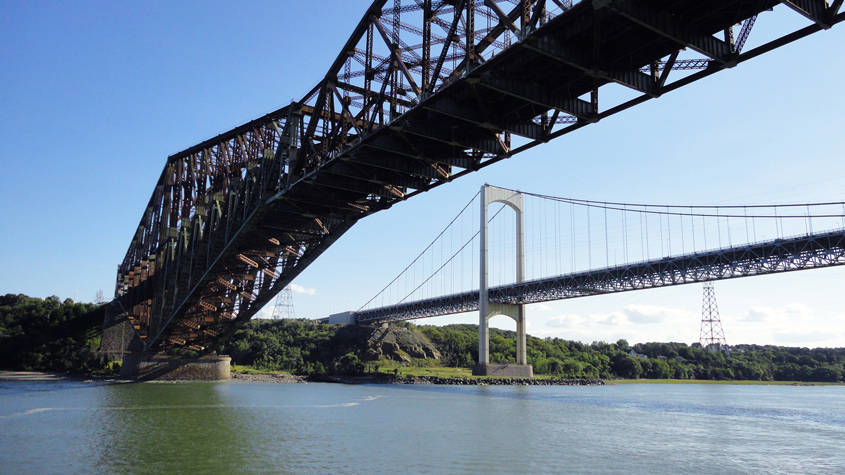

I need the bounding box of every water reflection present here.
[93,382,248,473]
[1,381,843,473]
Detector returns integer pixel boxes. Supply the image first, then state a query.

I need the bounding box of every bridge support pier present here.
[119,353,231,381]
[473,184,533,378]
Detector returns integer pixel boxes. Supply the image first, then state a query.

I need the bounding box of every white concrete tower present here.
[475,184,532,377]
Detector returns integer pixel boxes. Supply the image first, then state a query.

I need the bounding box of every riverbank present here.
[233,371,841,386]
[610,378,844,386]
[0,371,73,381]
[231,372,605,385]
[316,374,606,385]
[232,372,307,383]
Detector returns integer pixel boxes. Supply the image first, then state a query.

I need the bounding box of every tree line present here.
[0,294,109,373]
[417,323,845,382]
[216,319,844,381]
[1,293,843,382]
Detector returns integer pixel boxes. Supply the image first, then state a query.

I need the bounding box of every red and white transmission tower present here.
[699,282,727,347]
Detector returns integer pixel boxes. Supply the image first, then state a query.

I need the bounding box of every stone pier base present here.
[120,354,231,381]
[472,363,534,378]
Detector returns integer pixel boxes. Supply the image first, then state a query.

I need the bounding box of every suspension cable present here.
[496,187,845,219]
[358,190,480,310]
[396,203,509,305]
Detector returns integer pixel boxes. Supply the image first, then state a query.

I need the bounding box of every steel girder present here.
[115,0,845,352]
[354,230,845,324]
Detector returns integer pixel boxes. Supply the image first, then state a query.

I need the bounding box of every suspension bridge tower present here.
[699,282,727,349]
[474,184,533,377]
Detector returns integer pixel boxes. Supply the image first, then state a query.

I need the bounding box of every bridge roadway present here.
[109,0,845,354]
[353,229,845,324]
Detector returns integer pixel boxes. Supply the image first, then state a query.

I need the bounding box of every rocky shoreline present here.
[232,372,307,383]
[306,374,604,385]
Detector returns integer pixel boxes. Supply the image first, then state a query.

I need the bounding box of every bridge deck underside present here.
[114,0,842,352]
[354,230,845,324]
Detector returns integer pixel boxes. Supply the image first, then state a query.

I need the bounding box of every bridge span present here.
[351,229,845,324]
[326,183,845,375]
[106,0,845,357]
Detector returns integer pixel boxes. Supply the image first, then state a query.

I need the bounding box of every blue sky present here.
[2,1,843,347]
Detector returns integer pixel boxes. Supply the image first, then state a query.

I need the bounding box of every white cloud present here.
[772,331,832,345]
[622,304,688,324]
[545,314,584,328]
[254,306,274,319]
[289,283,316,296]
[532,304,699,344]
[596,312,628,326]
[421,298,845,348]
[742,308,771,322]
[739,304,811,323]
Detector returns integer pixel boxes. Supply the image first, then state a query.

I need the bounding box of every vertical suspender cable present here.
[666,206,672,256]
[679,209,685,255]
[604,203,610,266]
[744,206,749,244]
[690,206,696,253]
[806,204,812,235]
[726,213,732,247]
[645,209,650,260]
[716,207,722,248]
[752,207,757,242]
[587,205,592,269]
[570,202,576,273]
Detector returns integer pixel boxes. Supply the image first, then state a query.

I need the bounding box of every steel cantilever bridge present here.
[110,0,845,355]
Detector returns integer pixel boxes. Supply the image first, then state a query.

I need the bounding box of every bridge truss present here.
[354,229,845,324]
[113,0,845,353]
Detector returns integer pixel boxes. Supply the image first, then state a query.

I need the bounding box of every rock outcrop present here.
[365,325,441,362]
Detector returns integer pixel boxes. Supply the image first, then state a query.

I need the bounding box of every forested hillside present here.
[0,294,108,373]
[218,319,844,381]
[2,294,843,382]
[417,324,845,381]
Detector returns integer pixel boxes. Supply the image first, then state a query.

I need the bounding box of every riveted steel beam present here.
[424,95,546,140]
[783,0,832,27]
[521,24,657,96]
[475,73,599,122]
[599,0,735,64]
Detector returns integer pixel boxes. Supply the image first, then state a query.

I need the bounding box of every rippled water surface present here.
[1,380,843,473]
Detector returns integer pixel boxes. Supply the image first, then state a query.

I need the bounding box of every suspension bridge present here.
[102,0,845,368]
[325,184,845,375]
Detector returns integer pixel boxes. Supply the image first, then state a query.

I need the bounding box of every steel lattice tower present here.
[271,286,295,320]
[699,282,727,347]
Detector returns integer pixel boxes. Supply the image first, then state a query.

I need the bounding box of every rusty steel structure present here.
[113,0,845,353]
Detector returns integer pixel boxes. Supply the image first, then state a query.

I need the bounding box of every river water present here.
[0,380,843,473]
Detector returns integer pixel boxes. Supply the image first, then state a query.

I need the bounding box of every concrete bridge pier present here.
[474,184,533,378]
[101,301,231,381]
[119,353,231,381]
